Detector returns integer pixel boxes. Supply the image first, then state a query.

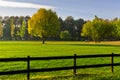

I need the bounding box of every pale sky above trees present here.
[0,0,120,20]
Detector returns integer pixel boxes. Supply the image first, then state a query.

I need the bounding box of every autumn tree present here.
[28,8,60,44]
[81,17,107,42]
[101,19,115,40]
[110,18,120,40]
[92,17,115,41]
[91,16,105,42]
[81,16,116,42]
[81,20,93,40]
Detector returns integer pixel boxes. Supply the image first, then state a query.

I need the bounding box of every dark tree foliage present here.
[3,19,11,40]
[64,16,76,40]
[0,15,86,41]
[1,13,120,41]
[58,17,65,31]
[74,19,85,40]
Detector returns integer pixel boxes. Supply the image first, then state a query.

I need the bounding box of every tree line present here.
[0,10,85,41]
[81,16,120,42]
[0,8,120,42]
[0,16,31,40]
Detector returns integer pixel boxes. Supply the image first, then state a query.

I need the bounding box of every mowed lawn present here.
[0,41,120,80]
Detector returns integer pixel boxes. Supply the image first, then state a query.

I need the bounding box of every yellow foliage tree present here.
[28,8,60,44]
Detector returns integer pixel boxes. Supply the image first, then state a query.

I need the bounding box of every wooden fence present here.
[0,53,120,80]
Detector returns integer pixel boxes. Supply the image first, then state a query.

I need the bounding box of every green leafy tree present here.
[81,16,116,42]
[116,20,120,39]
[10,19,15,40]
[0,20,3,39]
[14,27,20,40]
[101,19,115,40]
[60,30,71,40]
[58,17,65,31]
[3,19,11,40]
[18,20,26,40]
[82,17,104,42]
[28,8,60,44]
[74,19,85,40]
[91,16,105,42]
[64,16,76,40]
[81,20,93,39]
[24,16,31,40]
[92,17,116,41]
[110,18,120,39]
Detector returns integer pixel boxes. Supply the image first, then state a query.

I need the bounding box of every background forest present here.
[0,14,120,41]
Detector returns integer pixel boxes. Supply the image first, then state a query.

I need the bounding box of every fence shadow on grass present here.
[31,73,120,80]
[31,73,97,80]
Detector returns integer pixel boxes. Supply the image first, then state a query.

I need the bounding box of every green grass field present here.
[0,41,120,80]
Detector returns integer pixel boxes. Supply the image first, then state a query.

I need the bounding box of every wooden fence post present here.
[111,53,114,73]
[27,56,30,80]
[74,54,77,75]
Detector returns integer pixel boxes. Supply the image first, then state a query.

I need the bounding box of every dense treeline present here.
[60,16,85,41]
[81,16,120,42]
[0,15,85,41]
[0,16,31,40]
[0,8,120,41]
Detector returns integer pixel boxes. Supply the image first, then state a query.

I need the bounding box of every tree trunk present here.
[21,37,23,40]
[42,37,45,44]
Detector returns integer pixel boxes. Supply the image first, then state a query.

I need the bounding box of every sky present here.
[0,0,120,20]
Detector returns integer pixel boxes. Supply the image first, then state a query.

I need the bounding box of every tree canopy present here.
[60,30,71,40]
[28,8,60,44]
[18,20,26,40]
[1,10,120,42]
[81,16,119,42]
[0,20,3,39]
[10,18,15,40]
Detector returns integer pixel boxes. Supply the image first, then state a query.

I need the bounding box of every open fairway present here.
[0,41,120,80]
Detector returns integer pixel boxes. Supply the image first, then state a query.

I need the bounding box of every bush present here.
[60,30,71,40]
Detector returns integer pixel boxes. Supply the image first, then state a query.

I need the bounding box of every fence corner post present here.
[74,54,77,75]
[111,53,114,73]
[27,56,30,80]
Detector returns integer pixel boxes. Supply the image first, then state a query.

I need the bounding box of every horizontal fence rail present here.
[1,54,120,62]
[0,53,120,80]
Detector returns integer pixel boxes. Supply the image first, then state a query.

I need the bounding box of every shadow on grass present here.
[66,44,120,47]
[31,73,120,80]
[47,42,120,47]
[31,73,97,80]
